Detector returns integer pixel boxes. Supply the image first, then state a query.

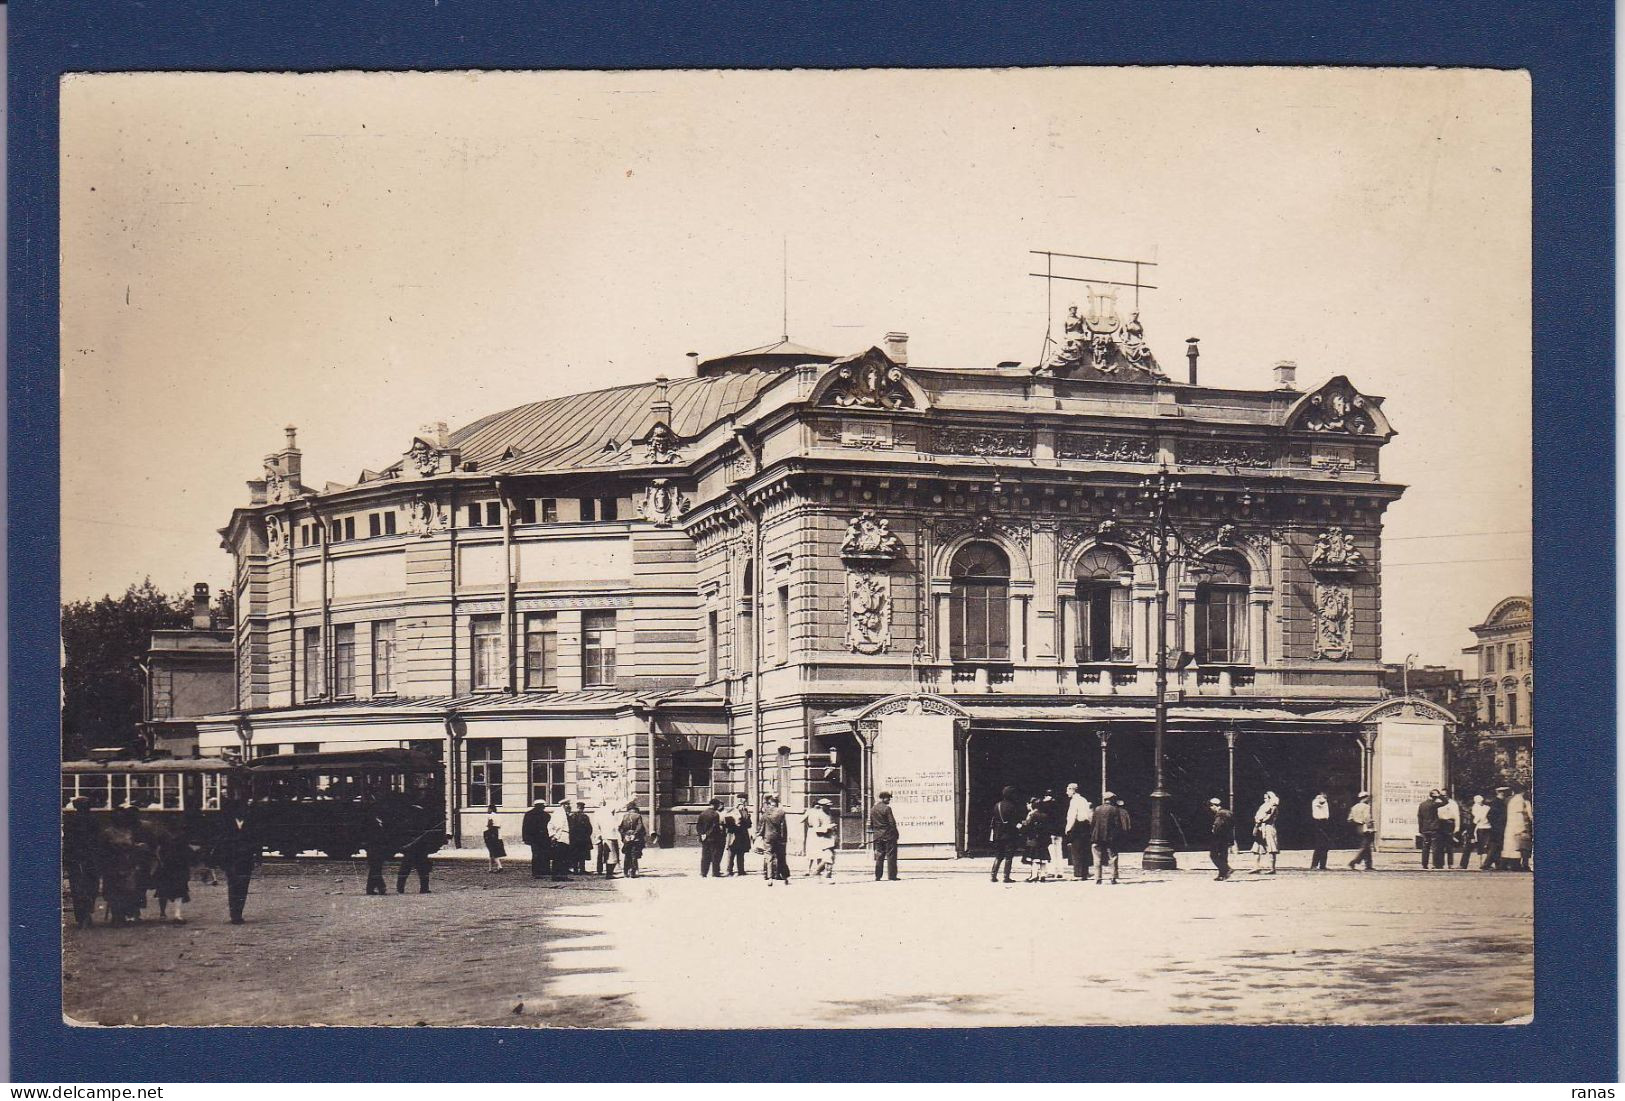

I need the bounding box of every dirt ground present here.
[62,848,1533,1029]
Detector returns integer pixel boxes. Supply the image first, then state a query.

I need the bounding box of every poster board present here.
[1373,720,1447,849]
[875,713,957,857]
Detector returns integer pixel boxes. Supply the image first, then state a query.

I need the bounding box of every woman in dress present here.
[1500,784,1533,872]
[618,801,649,878]
[482,817,506,873]
[1249,791,1280,875]
[151,825,194,923]
[1020,797,1052,882]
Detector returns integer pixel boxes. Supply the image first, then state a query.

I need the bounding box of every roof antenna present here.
[781,234,789,343]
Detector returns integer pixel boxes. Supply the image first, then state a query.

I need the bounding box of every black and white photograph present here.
[57,66,1533,1029]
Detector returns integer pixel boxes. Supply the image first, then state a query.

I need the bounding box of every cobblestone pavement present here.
[62,848,1532,1029]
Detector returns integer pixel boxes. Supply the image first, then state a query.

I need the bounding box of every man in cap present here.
[1207,798,1235,881]
[1484,786,1511,871]
[1063,782,1094,882]
[757,795,791,885]
[1309,788,1333,871]
[868,791,900,881]
[696,797,726,878]
[1090,791,1131,885]
[1346,791,1375,870]
[521,799,550,879]
[1417,788,1445,869]
[804,797,838,880]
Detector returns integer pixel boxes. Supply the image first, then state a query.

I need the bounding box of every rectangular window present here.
[528,738,566,805]
[467,503,483,527]
[130,773,160,808]
[951,582,1010,662]
[1485,695,1498,725]
[582,610,617,687]
[775,584,791,665]
[671,750,713,805]
[598,496,619,522]
[255,744,284,758]
[160,773,183,810]
[344,516,356,541]
[1484,645,1496,674]
[541,498,558,523]
[486,500,502,527]
[333,624,356,697]
[1076,586,1133,663]
[372,620,396,694]
[707,610,720,682]
[578,497,597,523]
[471,616,503,690]
[1505,693,1518,728]
[524,613,558,690]
[330,520,343,542]
[302,627,322,700]
[1196,589,1249,665]
[369,513,381,538]
[384,511,396,535]
[467,738,504,809]
[518,498,537,525]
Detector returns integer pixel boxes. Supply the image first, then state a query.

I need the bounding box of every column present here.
[1098,729,1112,802]
[1224,729,1238,810]
[1249,595,1270,667]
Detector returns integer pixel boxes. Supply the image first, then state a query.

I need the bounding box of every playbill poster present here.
[57,65,1534,1031]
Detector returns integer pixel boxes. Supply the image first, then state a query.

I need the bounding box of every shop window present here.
[528,738,566,805]
[583,611,617,687]
[372,621,396,695]
[468,739,503,809]
[333,624,356,698]
[471,616,503,690]
[1195,554,1250,665]
[949,542,1011,662]
[1075,545,1133,662]
[671,750,714,805]
[525,612,558,690]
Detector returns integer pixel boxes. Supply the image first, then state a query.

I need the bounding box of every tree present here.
[61,579,193,757]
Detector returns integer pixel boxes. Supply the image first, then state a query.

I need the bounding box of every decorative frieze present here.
[1056,433,1156,463]
[933,513,1031,553]
[1177,439,1276,468]
[934,427,1033,457]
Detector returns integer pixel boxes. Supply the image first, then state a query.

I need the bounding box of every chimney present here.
[685,351,700,376]
[1185,338,1200,385]
[191,583,212,630]
[278,424,302,483]
[884,331,909,365]
[651,375,673,422]
[1273,360,1298,390]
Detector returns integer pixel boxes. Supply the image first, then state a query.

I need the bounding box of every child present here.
[483,818,506,873]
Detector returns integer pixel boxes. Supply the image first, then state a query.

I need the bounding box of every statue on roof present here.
[1040,291,1165,382]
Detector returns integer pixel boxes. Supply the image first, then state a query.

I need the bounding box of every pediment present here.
[1284,376,1393,438]
[810,348,927,412]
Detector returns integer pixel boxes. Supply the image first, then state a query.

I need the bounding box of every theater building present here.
[196,310,1455,854]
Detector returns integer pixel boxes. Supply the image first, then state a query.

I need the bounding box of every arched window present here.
[1075,546,1133,663]
[950,542,1011,662]
[1195,553,1250,665]
[737,560,755,670]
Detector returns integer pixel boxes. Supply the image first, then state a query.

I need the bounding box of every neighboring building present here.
[1462,596,1534,777]
[197,307,1455,852]
[143,583,235,757]
[1380,663,1465,718]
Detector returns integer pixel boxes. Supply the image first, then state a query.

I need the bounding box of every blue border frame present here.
[10,0,1615,1082]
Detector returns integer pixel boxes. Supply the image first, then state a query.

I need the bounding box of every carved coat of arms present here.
[840,511,903,561]
[846,571,892,655]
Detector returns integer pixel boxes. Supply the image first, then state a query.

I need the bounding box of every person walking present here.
[803,798,838,880]
[1468,794,1493,870]
[697,797,726,878]
[1249,792,1280,875]
[483,817,506,873]
[1091,791,1130,885]
[868,791,900,882]
[1208,798,1235,880]
[521,799,550,879]
[619,801,649,878]
[1019,797,1052,882]
[989,786,1023,884]
[724,796,752,877]
[1501,784,1532,871]
[210,799,259,925]
[1309,789,1332,870]
[152,827,193,923]
[756,795,790,885]
[361,797,391,895]
[395,805,443,894]
[62,796,102,929]
[1063,783,1094,882]
[1346,791,1375,870]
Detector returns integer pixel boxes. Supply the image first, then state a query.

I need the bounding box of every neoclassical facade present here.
[197,319,1452,852]
[1462,596,1535,777]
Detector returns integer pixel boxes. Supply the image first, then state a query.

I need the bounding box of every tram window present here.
[202,772,222,810]
[78,774,109,808]
[160,774,183,810]
[108,774,130,808]
[61,776,76,807]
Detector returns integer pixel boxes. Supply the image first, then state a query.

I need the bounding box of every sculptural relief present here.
[1313,583,1353,660]
[846,571,892,655]
[840,510,903,561]
[638,479,690,528]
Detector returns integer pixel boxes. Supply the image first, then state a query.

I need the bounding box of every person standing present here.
[697,798,726,878]
[152,827,193,923]
[1485,786,1509,871]
[569,802,594,874]
[989,786,1023,883]
[723,796,752,877]
[1346,791,1375,870]
[1437,790,1462,870]
[362,797,391,895]
[1501,784,1532,871]
[547,802,573,880]
[521,799,550,879]
[618,801,649,878]
[1207,798,1235,880]
[757,795,790,885]
[395,804,443,894]
[1309,789,1332,870]
[803,798,838,880]
[1467,794,1493,870]
[483,817,506,873]
[1417,789,1443,869]
[1249,792,1280,875]
[1019,797,1052,882]
[1091,791,1130,885]
[1063,783,1093,882]
[100,802,153,926]
[868,791,900,882]
[593,803,621,878]
[62,796,102,929]
[211,799,259,925]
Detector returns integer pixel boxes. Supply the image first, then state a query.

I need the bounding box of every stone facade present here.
[1461,596,1534,776]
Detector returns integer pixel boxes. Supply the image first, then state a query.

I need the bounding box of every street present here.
[62,848,1533,1028]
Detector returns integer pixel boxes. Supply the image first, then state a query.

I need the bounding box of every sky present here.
[59,67,1531,669]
